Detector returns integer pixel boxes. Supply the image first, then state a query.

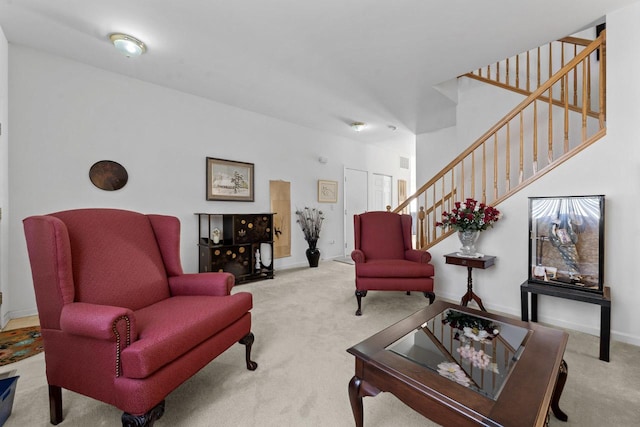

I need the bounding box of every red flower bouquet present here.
[436,198,502,232]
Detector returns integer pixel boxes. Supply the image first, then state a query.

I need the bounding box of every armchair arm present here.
[405,249,432,263]
[351,249,366,264]
[168,272,235,297]
[60,302,137,342]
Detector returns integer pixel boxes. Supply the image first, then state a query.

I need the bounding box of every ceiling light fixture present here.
[350,122,366,132]
[109,33,146,57]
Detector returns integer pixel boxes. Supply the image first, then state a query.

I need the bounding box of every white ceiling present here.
[0,0,637,147]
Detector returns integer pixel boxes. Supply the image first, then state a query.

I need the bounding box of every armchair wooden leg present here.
[239,332,258,370]
[49,385,63,425]
[355,290,367,316]
[122,400,165,427]
[423,292,436,304]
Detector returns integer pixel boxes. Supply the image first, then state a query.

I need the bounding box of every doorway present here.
[344,168,368,257]
[372,173,392,211]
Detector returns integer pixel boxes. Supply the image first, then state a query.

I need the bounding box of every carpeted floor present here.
[0,326,43,366]
[3,261,640,426]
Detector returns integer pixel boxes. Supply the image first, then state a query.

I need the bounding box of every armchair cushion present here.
[356,259,435,278]
[122,292,252,378]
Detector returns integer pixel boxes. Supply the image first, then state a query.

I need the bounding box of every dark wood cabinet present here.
[196,213,275,283]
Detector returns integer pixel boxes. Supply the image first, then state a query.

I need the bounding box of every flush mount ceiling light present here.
[109,33,146,57]
[350,122,367,132]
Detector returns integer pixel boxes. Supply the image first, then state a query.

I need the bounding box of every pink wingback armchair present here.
[351,211,435,315]
[23,208,257,426]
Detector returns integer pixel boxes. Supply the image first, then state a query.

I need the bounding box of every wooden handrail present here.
[464,36,600,117]
[396,31,606,250]
[558,36,592,47]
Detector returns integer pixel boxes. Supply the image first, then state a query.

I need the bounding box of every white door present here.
[344,168,368,257]
[372,173,392,211]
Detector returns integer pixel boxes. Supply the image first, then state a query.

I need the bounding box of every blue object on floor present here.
[0,376,19,426]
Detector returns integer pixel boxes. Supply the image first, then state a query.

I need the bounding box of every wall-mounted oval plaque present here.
[89,160,128,191]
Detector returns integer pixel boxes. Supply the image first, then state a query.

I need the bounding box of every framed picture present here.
[206,157,254,201]
[528,195,605,293]
[318,180,338,203]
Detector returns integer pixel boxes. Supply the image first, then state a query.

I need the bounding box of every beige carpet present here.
[3,261,640,426]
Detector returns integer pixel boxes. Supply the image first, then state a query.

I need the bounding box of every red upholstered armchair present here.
[23,208,257,426]
[351,211,435,315]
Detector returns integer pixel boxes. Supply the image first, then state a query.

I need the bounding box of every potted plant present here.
[295,207,324,267]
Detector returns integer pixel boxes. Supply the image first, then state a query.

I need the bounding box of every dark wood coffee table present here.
[347,301,568,426]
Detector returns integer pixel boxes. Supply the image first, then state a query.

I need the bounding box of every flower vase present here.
[306,239,320,268]
[458,230,480,257]
[260,243,272,268]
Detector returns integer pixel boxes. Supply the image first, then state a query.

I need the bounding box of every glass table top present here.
[387,308,530,400]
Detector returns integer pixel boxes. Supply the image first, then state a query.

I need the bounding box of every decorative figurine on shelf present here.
[211,228,221,244]
[255,249,261,271]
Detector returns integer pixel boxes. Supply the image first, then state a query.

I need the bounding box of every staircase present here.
[395,31,606,250]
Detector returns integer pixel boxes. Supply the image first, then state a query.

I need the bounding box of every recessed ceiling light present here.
[109,33,146,57]
[350,122,366,132]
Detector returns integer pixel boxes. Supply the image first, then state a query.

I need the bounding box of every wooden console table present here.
[520,281,611,362]
[444,253,496,312]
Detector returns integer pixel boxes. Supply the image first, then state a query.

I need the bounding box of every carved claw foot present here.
[239,332,258,370]
[355,290,367,316]
[122,400,165,427]
[423,291,436,304]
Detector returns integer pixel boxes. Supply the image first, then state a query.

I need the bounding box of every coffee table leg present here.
[349,376,381,427]
[551,360,568,422]
[348,376,364,427]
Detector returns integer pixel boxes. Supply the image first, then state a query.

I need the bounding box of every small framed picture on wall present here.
[318,180,338,203]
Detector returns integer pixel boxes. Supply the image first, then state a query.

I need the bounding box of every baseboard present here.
[6,308,38,322]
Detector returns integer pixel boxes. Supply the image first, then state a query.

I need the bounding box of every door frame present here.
[343,167,368,257]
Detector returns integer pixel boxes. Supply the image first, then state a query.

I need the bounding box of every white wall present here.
[6,45,412,321]
[417,4,640,347]
[416,78,525,186]
[415,125,457,186]
[0,27,8,324]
